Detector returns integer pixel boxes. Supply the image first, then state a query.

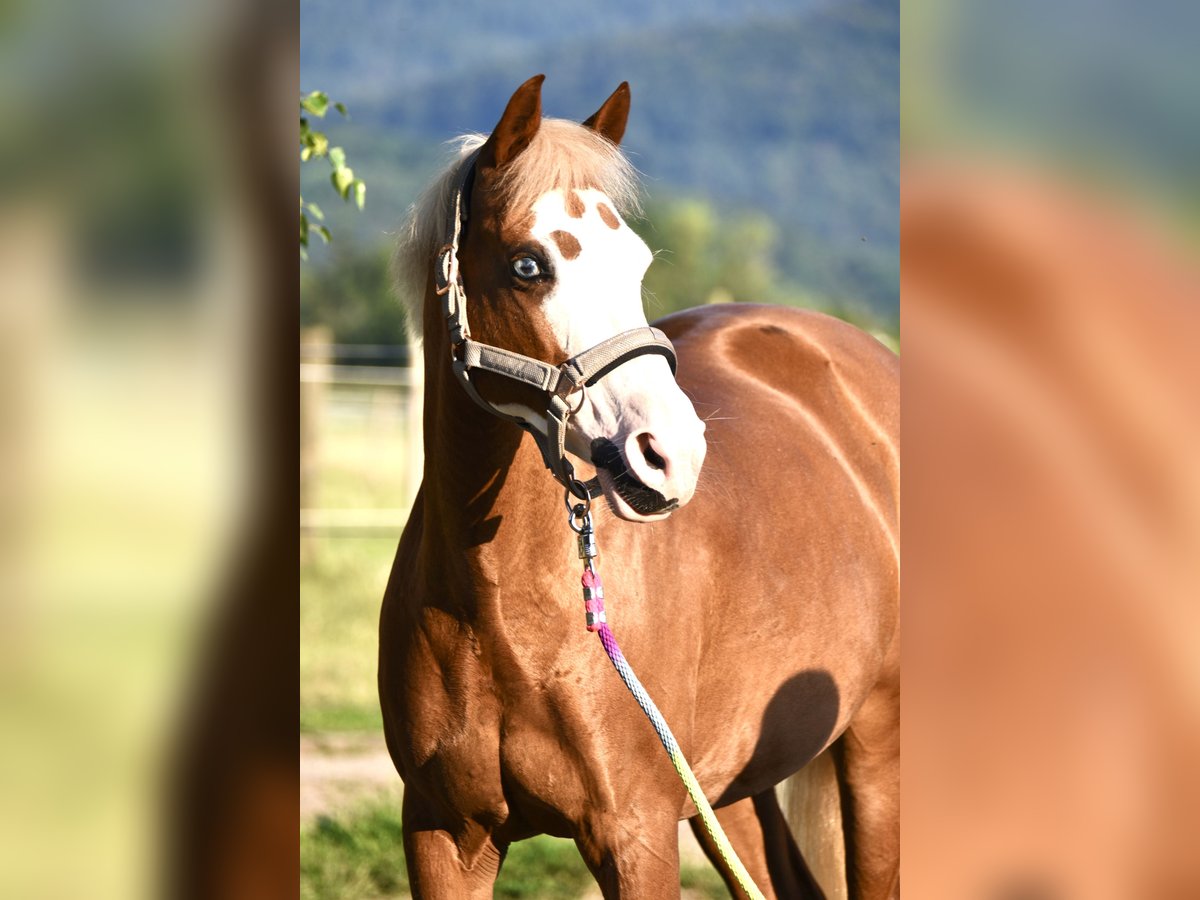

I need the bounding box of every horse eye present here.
[512,257,541,279]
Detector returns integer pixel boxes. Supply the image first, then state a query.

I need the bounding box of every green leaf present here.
[297,90,367,259]
[301,91,329,117]
[332,166,354,198]
[302,129,329,158]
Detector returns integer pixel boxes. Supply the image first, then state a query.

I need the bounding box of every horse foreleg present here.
[835,674,900,900]
[401,790,506,899]
[575,809,682,899]
[689,791,826,899]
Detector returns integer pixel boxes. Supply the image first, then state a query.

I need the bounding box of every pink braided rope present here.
[581,567,606,632]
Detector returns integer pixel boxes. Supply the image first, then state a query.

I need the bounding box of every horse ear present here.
[582,82,630,147]
[478,74,545,172]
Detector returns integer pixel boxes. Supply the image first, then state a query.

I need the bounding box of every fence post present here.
[300,326,331,561]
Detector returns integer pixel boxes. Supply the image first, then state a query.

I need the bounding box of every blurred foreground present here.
[903,0,1200,895]
[903,162,1200,897]
[1,0,298,897]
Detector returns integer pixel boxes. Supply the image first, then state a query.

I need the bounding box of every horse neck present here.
[415,302,563,610]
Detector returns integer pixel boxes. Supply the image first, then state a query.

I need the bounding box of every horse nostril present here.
[638,433,667,471]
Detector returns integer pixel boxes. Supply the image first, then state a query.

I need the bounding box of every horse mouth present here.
[589,438,680,520]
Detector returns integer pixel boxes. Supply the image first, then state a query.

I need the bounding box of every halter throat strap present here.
[433,149,678,495]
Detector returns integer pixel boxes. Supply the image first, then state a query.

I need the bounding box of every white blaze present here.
[493,187,705,513]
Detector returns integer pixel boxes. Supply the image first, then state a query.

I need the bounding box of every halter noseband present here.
[434,149,678,498]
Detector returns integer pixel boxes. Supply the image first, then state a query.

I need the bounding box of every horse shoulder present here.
[380,505,499,775]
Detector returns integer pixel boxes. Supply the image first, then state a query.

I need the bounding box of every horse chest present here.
[410,677,599,836]
[495,683,614,830]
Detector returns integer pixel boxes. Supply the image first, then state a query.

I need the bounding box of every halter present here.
[434,150,678,499]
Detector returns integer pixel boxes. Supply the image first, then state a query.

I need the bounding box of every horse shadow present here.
[716,669,840,807]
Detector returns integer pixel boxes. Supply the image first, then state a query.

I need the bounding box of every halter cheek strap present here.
[434,150,678,497]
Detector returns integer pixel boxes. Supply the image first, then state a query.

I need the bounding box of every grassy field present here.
[302,802,729,900]
[300,534,396,732]
[301,383,415,733]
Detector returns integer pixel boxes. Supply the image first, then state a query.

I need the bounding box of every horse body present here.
[380,77,899,899]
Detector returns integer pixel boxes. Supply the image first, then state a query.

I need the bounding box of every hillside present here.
[301,0,898,317]
[300,0,819,99]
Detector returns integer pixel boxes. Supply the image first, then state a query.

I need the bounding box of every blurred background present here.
[298,2,897,895]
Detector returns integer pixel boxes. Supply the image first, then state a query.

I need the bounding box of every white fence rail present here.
[300,338,423,535]
[300,363,416,388]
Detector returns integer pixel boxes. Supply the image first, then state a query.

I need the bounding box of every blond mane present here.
[393,118,642,336]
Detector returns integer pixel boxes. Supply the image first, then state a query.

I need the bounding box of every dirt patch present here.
[301,732,402,823]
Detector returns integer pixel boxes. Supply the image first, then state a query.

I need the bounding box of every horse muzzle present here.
[589,418,706,522]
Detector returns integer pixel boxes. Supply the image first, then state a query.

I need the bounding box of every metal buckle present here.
[563,380,588,416]
[553,367,588,416]
[433,244,455,296]
[564,478,592,517]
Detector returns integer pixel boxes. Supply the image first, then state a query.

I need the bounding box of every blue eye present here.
[512,257,541,279]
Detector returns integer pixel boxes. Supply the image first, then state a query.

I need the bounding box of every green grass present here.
[302,802,731,899]
[494,838,597,899]
[302,805,409,900]
[680,857,731,897]
[300,534,397,733]
[311,410,416,512]
[301,383,416,732]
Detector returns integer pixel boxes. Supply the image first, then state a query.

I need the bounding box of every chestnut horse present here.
[379,75,899,899]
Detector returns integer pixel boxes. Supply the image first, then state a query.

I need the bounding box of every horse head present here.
[449,75,707,521]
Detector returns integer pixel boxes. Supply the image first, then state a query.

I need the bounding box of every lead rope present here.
[567,488,767,900]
